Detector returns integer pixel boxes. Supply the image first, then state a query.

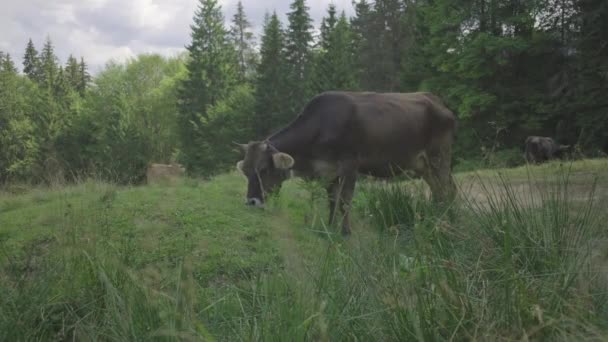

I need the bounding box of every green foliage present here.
[406,0,608,156]
[253,12,290,137]
[284,0,314,112]
[310,10,358,93]
[39,37,59,90]
[191,84,256,174]
[230,0,258,81]
[22,39,42,83]
[0,68,42,182]
[569,0,608,151]
[177,0,239,176]
[78,57,91,96]
[352,0,409,91]
[0,53,17,74]
[59,56,184,183]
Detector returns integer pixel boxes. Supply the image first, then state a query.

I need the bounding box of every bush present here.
[180,84,257,176]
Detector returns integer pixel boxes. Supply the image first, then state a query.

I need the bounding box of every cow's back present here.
[293,91,456,171]
[347,92,455,159]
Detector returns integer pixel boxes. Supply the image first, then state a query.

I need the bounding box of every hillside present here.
[1,159,607,341]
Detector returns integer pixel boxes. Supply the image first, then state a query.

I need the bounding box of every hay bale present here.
[146,163,185,185]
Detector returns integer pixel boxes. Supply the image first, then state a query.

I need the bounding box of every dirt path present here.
[456,173,608,209]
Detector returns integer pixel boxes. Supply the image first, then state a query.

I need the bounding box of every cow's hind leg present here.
[422,137,457,204]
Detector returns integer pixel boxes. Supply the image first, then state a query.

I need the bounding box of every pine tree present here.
[1,53,18,74]
[571,0,608,150]
[78,57,91,96]
[366,0,408,91]
[327,13,357,89]
[23,38,42,82]
[319,4,338,50]
[311,10,357,93]
[65,55,80,91]
[177,0,237,174]
[39,37,58,89]
[254,12,289,136]
[350,0,373,89]
[399,0,433,91]
[54,66,70,100]
[230,1,257,81]
[284,0,313,111]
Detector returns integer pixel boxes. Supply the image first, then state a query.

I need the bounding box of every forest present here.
[1,0,607,184]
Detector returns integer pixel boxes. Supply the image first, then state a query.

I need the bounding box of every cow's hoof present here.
[341,229,351,237]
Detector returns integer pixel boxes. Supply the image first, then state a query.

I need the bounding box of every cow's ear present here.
[272,152,294,169]
[236,160,244,172]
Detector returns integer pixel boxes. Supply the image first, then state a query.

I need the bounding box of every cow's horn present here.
[232,141,248,152]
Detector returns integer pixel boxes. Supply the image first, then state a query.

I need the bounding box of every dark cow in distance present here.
[524,136,570,163]
[235,91,458,235]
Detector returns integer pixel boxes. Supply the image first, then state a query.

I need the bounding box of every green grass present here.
[1,159,607,340]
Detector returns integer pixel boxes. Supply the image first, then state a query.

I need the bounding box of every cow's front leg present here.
[326,178,339,226]
[336,172,357,236]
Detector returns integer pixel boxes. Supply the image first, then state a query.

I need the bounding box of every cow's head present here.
[235,141,295,207]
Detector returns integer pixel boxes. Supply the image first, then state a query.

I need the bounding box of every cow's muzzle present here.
[246,198,264,208]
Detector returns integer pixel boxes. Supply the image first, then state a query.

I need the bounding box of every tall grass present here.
[219,169,607,340]
[0,183,211,341]
[1,166,606,341]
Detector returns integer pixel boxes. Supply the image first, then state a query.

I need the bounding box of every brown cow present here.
[235,91,458,235]
[146,163,185,185]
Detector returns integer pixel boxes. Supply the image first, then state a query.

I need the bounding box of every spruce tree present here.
[54,66,70,101]
[23,38,42,83]
[319,4,338,50]
[285,0,313,112]
[1,53,18,74]
[254,12,289,136]
[572,0,608,150]
[39,37,58,89]
[376,0,408,90]
[65,55,81,92]
[329,13,357,90]
[350,0,412,91]
[350,0,372,90]
[177,0,237,174]
[78,57,91,96]
[230,1,257,81]
[311,10,357,93]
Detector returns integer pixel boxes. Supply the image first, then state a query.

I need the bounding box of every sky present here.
[0,0,355,74]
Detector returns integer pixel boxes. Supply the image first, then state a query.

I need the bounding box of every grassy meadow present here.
[1,159,607,341]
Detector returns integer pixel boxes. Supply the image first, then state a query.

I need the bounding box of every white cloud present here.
[0,0,354,74]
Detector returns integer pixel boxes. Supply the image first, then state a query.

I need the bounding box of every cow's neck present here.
[266,116,314,158]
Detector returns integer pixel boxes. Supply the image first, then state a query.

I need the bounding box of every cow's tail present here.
[435,93,459,141]
[428,92,459,171]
